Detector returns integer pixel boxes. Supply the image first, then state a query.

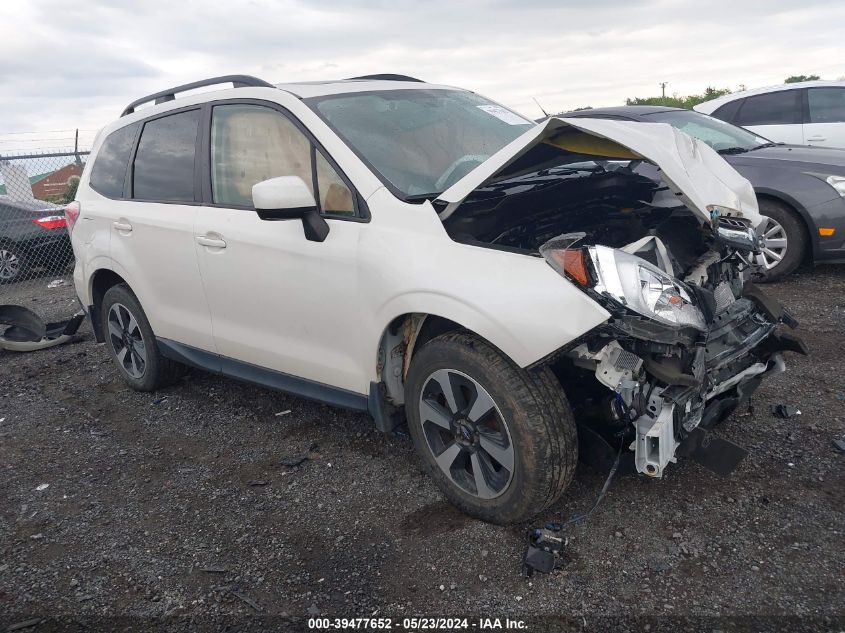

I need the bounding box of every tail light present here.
[64,202,81,234]
[33,215,68,230]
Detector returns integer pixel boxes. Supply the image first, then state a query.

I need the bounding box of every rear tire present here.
[754,199,807,282]
[101,284,184,391]
[0,242,27,284]
[405,331,577,525]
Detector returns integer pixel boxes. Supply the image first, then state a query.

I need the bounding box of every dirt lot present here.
[1,266,844,632]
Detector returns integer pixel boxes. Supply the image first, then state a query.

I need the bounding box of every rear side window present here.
[89,122,139,198]
[735,90,801,126]
[133,109,200,202]
[808,88,845,123]
[711,99,742,123]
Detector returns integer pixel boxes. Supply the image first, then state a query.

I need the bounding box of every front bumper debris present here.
[569,286,806,478]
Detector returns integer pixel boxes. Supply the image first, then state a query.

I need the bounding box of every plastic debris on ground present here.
[770,403,801,419]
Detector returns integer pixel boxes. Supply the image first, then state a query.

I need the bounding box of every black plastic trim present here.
[120,75,274,117]
[346,74,424,82]
[157,338,369,411]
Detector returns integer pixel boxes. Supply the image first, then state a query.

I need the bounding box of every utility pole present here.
[74,128,81,165]
[659,82,668,104]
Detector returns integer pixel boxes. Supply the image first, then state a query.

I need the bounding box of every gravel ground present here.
[1,266,843,632]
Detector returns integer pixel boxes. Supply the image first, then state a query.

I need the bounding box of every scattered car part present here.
[770,404,802,419]
[832,438,845,453]
[0,305,84,352]
[522,527,567,576]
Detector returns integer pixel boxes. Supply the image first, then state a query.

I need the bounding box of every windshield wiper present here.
[750,142,779,151]
[717,146,750,155]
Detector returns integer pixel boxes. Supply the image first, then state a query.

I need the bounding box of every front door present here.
[194,103,367,394]
[804,87,845,148]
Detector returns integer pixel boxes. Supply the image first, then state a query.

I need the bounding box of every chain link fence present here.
[0,148,90,325]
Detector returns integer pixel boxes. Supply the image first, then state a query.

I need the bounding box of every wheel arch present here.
[376,312,519,407]
[754,188,816,263]
[89,268,129,342]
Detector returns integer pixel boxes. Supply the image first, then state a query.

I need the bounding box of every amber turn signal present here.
[546,249,591,287]
[819,227,836,237]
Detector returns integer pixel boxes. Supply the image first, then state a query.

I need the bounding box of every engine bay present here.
[442,157,805,479]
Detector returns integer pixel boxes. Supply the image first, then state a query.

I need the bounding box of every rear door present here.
[194,101,367,394]
[109,107,217,354]
[733,89,804,144]
[804,87,845,148]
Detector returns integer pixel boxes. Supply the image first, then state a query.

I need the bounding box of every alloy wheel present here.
[418,369,514,499]
[107,303,147,379]
[754,216,788,270]
[0,248,21,281]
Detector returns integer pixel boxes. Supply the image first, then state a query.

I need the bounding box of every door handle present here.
[807,135,826,142]
[196,235,227,249]
[112,220,133,232]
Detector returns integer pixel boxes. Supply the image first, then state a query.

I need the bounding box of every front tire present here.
[754,199,807,281]
[101,284,184,391]
[405,331,577,525]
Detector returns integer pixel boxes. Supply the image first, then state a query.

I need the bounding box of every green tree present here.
[625,86,731,109]
[64,175,80,203]
[784,74,820,83]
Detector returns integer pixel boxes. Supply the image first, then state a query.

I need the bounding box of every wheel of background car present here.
[754,199,807,282]
[101,284,185,391]
[434,154,489,191]
[404,330,577,525]
[0,242,26,284]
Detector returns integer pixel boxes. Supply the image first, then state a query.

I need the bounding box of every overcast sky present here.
[1,0,843,151]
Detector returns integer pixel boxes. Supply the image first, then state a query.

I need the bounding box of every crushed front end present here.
[543,221,807,478]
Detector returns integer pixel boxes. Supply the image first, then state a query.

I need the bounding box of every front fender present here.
[371,249,611,370]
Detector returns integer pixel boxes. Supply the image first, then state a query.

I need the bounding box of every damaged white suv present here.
[69,74,805,524]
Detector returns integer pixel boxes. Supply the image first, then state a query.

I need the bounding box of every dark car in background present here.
[0,197,72,283]
[560,106,845,280]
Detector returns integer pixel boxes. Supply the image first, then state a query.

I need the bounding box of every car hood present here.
[436,117,761,226]
[736,144,845,172]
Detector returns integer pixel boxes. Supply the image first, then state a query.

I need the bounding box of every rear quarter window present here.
[711,99,742,123]
[89,122,139,199]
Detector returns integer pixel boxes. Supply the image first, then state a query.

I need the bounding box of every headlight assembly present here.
[825,175,845,197]
[807,173,845,197]
[541,238,707,331]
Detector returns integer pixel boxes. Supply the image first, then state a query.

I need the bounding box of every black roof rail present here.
[345,74,424,83]
[120,75,275,117]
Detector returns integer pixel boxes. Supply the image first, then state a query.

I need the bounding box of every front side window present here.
[808,88,845,123]
[211,104,312,207]
[210,104,357,217]
[735,90,801,126]
[90,122,139,198]
[308,89,534,199]
[133,109,200,201]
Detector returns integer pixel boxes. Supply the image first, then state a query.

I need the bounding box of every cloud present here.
[0,0,842,143]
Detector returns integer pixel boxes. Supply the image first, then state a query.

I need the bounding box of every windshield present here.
[308,89,534,198]
[644,110,772,153]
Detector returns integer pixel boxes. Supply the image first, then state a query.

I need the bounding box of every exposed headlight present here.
[540,238,707,331]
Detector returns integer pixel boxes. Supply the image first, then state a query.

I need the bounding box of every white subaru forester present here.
[68,74,805,524]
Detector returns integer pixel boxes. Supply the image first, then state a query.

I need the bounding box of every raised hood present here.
[436,117,761,226]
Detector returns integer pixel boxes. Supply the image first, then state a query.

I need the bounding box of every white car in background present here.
[695,80,845,148]
[68,75,804,524]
